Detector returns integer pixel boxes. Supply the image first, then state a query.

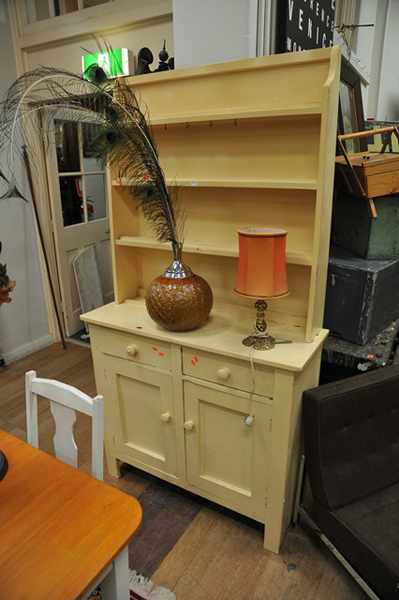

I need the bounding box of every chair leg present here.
[293,454,305,526]
[101,546,129,600]
[299,508,381,600]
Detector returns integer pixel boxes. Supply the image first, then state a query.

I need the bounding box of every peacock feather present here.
[0,59,182,252]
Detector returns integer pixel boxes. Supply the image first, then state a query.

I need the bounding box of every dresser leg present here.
[107,456,122,478]
[263,514,284,554]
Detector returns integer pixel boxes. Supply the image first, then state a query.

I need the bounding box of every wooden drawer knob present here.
[184,420,195,431]
[160,412,171,423]
[126,344,139,357]
[217,367,231,381]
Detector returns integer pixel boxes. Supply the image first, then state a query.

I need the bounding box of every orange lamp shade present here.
[235,227,288,298]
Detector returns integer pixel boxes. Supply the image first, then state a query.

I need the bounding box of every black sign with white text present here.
[276,0,336,53]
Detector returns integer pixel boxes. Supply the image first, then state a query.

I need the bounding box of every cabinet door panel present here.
[184,381,270,520]
[105,356,179,478]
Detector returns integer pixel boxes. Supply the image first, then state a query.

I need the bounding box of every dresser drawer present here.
[182,348,274,397]
[90,326,172,371]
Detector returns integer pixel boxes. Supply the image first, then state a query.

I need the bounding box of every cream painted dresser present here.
[82,47,340,553]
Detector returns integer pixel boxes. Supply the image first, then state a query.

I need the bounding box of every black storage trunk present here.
[324,248,399,345]
[331,191,399,259]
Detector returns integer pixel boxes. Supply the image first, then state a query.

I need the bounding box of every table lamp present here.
[234,227,289,350]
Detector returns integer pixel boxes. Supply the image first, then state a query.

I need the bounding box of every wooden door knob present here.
[217,367,231,381]
[160,412,171,423]
[126,344,138,357]
[184,420,195,431]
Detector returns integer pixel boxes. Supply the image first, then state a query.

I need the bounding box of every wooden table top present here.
[0,430,142,599]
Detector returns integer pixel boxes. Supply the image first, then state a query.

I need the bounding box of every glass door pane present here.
[55,120,80,172]
[59,176,84,226]
[55,117,107,227]
[56,0,79,14]
[83,0,109,6]
[82,122,103,172]
[85,174,107,221]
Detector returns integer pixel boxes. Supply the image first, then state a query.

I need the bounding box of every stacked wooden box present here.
[325,137,399,345]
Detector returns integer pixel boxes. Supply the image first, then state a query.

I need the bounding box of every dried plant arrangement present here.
[0,243,15,305]
[0,62,183,255]
[0,54,212,331]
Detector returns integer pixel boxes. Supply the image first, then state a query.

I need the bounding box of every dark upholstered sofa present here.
[302,365,399,599]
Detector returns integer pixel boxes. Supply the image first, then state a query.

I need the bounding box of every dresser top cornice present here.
[82,300,327,373]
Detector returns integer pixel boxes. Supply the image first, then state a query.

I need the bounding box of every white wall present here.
[173,0,260,68]
[348,0,399,121]
[349,0,388,119]
[0,0,51,363]
[334,0,399,121]
[25,17,173,73]
[375,0,399,121]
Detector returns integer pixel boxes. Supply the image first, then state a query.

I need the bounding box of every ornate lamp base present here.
[0,450,8,480]
[242,299,291,351]
[243,333,276,350]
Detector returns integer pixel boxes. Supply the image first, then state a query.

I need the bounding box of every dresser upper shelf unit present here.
[109,47,340,343]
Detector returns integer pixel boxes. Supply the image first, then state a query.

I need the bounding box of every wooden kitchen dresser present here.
[82,47,341,553]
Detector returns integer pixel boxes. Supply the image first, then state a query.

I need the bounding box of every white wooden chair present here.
[25,370,104,480]
[25,371,130,599]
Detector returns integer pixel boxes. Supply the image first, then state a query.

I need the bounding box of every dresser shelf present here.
[115,235,313,266]
[148,104,322,127]
[112,177,318,190]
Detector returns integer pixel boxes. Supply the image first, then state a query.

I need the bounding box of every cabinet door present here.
[184,381,271,521]
[105,356,179,478]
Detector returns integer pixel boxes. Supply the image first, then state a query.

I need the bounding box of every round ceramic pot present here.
[145,247,213,332]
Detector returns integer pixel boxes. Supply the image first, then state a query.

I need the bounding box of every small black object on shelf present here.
[136,47,154,75]
[136,41,174,75]
[0,450,8,481]
[157,40,170,72]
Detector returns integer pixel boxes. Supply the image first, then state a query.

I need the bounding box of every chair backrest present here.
[303,365,399,510]
[25,370,104,480]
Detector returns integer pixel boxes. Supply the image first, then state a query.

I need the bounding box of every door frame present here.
[44,107,110,336]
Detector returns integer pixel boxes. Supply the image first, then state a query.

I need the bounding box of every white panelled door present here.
[47,113,113,336]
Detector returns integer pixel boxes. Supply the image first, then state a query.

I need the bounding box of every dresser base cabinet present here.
[88,320,324,553]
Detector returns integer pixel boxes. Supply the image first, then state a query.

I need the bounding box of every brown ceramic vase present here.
[145,245,213,332]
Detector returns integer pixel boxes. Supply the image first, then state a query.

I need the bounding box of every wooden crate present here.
[336,152,399,199]
[336,126,399,218]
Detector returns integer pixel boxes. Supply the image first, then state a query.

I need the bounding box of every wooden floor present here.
[0,343,366,599]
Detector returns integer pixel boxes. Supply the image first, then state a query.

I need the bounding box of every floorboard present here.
[0,343,366,599]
